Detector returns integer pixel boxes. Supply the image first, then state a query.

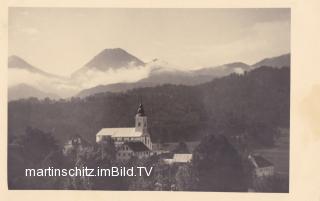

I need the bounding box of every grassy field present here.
[253,128,289,175]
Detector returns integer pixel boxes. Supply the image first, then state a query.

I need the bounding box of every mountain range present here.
[75,51,290,98]
[8,84,59,101]
[8,48,290,100]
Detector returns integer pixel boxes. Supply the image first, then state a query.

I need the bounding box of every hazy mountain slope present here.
[193,62,251,76]
[76,58,194,97]
[76,75,211,98]
[77,82,157,98]
[8,55,63,79]
[252,53,290,68]
[8,84,59,101]
[76,61,252,97]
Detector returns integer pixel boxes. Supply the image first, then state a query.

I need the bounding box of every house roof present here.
[162,153,193,164]
[163,158,174,165]
[249,155,273,168]
[173,154,192,163]
[96,127,143,138]
[124,141,150,152]
[253,156,273,167]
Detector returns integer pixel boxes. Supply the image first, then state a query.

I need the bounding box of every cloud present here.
[9,64,152,98]
[185,19,290,67]
[72,65,150,89]
[8,69,78,98]
[234,67,245,75]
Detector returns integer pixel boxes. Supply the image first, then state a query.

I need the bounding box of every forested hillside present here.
[8,66,290,146]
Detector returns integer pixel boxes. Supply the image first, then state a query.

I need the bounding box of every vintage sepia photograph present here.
[8,8,290,192]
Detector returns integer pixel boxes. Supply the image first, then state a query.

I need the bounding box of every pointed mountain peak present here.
[83,48,145,71]
[97,48,132,58]
[100,48,128,54]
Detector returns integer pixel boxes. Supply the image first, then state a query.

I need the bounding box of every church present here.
[96,102,153,151]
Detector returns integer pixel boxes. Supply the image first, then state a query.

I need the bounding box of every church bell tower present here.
[135,102,147,133]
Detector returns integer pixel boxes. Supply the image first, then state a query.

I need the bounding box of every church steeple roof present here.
[137,103,145,116]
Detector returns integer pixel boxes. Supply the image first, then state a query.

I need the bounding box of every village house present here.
[117,141,151,161]
[163,153,193,165]
[63,135,90,156]
[248,154,274,177]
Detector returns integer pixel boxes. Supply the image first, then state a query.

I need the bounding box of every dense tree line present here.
[8,66,290,147]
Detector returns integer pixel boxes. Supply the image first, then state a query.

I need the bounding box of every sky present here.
[9,8,290,76]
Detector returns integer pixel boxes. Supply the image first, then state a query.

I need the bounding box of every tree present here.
[192,134,247,192]
[252,174,289,193]
[38,150,71,189]
[72,141,127,190]
[14,127,58,164]
[8,127,59,189]
[173,141,190,154]
[152,162,174,191]
[247,122,277,147]
[127,155,159,191]
[175,164,196,191]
